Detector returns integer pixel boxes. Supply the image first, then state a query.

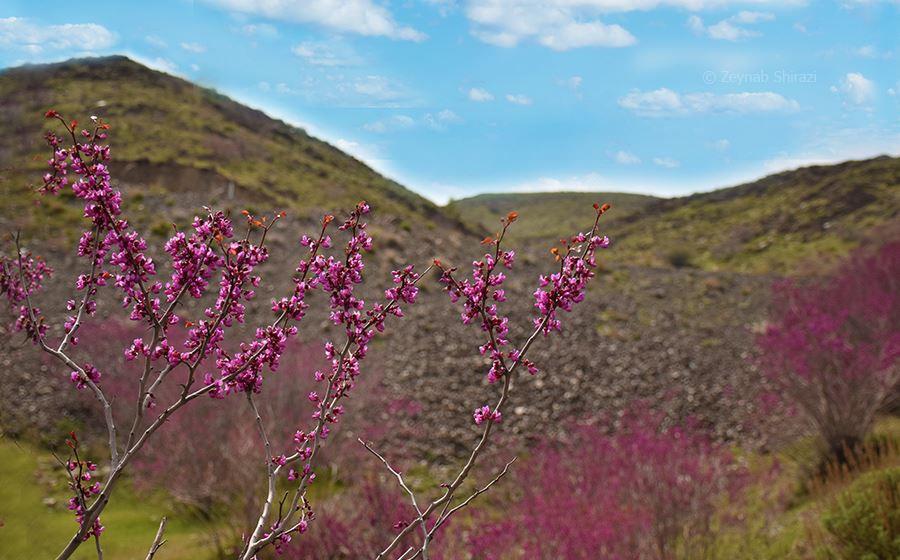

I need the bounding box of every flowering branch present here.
[374,205,611,559]
[1,111,615,560]
[0,113,431,560]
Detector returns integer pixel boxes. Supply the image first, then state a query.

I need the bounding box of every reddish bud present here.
[44,109,59,119]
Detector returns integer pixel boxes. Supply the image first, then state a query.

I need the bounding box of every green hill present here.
[614,157,900,273]
[449,158,900,273]
[447,191,660,243]
[0,56,467,247]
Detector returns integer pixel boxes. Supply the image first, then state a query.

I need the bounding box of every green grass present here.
[449,157,900,274]
[613,157,900,274]
[0,438,217,560]
[447,191,659,242]
[706,417,900,560]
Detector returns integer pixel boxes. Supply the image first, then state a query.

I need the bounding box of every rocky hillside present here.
[451,157,900,274]
[0,56,471,257]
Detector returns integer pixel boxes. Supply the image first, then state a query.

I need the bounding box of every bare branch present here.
[144,517,168,560]
[359,438,429,550]
[432,457,516,534]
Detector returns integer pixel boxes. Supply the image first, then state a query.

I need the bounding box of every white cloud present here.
[762,125,900,172]
[180,42,207,53]
[619,87,800,116]
[145,35,167,48]
[619,87,682,115]
[0,17,116,53]
[505,93,532,105]
[353,75,406,101]
[291,40,360,66]
[563,75,583,90]
[424,109,462,130]
[854,44,894,59]
[712,138,731,151]
[363,114,416,133]
[128,54,179,75]
[332,138,392,171]
[688,11,774,41]
[201,0,426,41]
[466,2,636,50]
[463,1,799,50]
[425,0,458,17]
[614,150,641,165]
[366,110,462,133]
[468,87,495,102]
[476,171,680,197]
[731,10,775,23]
[262,73,419,107]
[239,23,279,37]
[854,45,877,57]
[653,156,680,168]
[834,72,876,105]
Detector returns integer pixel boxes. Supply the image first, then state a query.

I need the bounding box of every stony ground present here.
[374,259,773,459]
[0,233,777,463]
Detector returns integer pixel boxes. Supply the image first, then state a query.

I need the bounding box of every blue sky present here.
[1,1,898,203]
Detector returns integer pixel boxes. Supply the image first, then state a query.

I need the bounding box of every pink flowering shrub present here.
[758,241,900,460]
[464,406,748,560]
[0,112,613,559]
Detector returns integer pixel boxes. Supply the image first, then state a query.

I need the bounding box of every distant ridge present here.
[449,156,900,273]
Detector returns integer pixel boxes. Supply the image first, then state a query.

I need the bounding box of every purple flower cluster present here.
[38,113,163,339]
[0,248,53,342]
[532,230,610,335]
[473,405,502,425]
[163,211,230,303]
[297,203,421,450]
[70,363,102,390]
[63,432,104,541]
[436,205,610,428]
[437,216,518,384]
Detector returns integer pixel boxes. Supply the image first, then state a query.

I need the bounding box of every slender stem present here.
[144,517,168,560]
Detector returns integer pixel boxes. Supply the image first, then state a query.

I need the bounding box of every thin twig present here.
[144,517,168,560]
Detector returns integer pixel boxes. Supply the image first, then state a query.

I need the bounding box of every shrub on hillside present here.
[758,242,900,462]
[816,467,900,560]
[463,405,748,560]
[665,248,695,268]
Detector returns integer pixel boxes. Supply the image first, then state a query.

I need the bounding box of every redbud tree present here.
[0,112,612,560]
[462,406,747,560]
[758,241,899,461]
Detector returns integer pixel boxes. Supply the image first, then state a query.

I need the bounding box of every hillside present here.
[0,56,469,251]
[447,191,659,243]
[451,157,900,273]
